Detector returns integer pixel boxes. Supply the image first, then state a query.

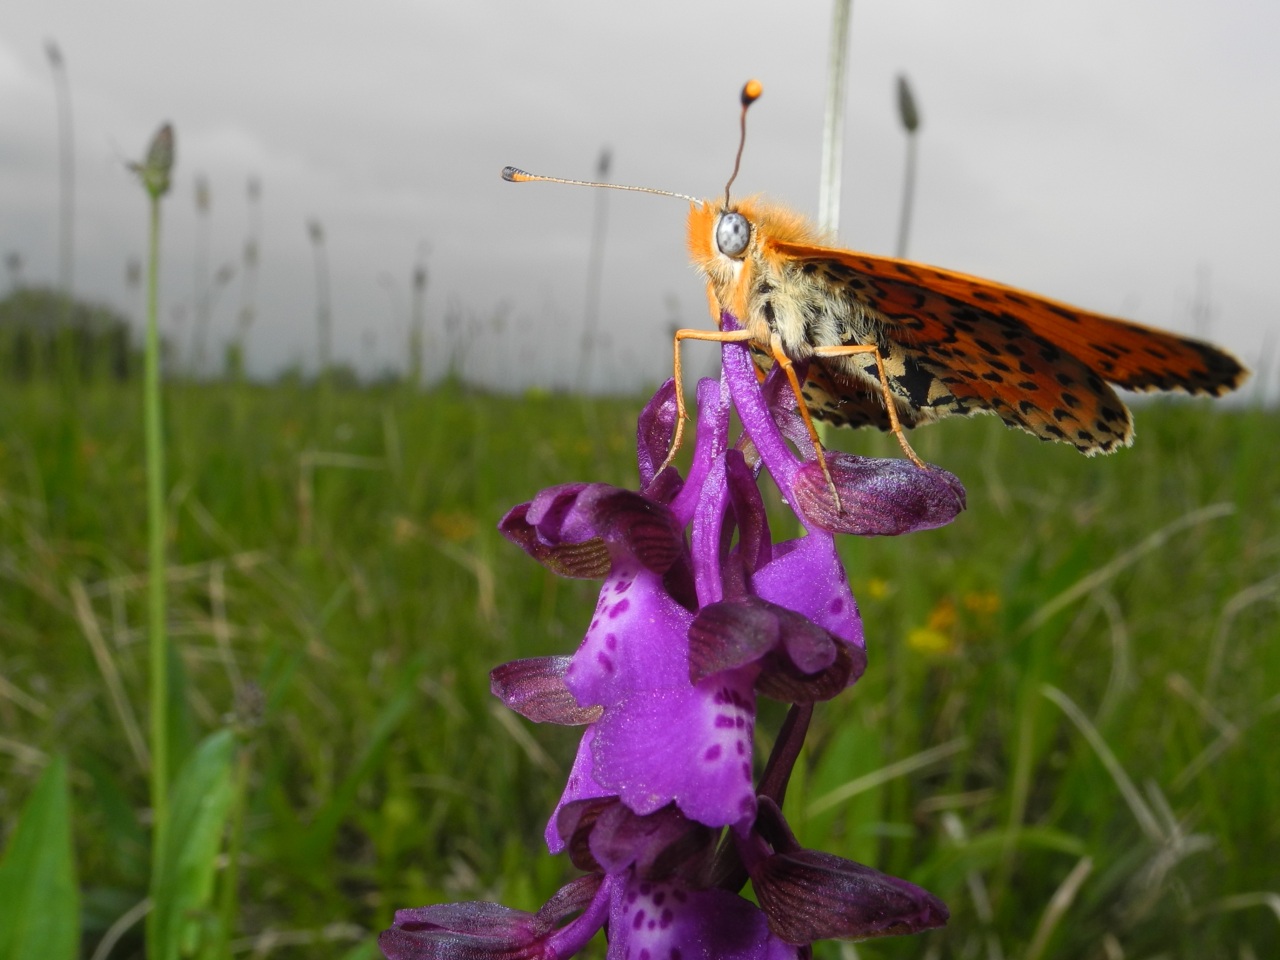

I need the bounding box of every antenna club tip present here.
[501,166,528,182]
[741,79,763,107]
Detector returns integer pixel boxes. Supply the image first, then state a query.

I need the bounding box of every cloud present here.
[0,0,1274,393]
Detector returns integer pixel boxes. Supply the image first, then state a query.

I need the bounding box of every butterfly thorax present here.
[687,197,888,358]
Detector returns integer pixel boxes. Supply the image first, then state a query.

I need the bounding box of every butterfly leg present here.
[765,334,844,513]
[660,327,757,474]
[810,343,926,469]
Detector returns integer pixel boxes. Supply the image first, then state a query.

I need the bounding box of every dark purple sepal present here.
[752,848,949,944]
[687,599,785,681]
[535,873,606,931]
[557,797,714,882]
[637,378,680,490]
[378,874,603,960]
[793,454,966,536]
[552,485,685,574]
[501,483,686,577]
[490,657,603,725]
[688,597,864,700]
[499,501,611,579]
[723,448,771,579]
[644,466,685,509]
[754,641,864,704]
[555,796,612,873]
[379,901,540,960]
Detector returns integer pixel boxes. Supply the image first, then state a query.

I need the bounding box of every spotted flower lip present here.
[607,876,802,960]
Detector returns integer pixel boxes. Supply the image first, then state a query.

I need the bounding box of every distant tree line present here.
[0,287,145,382]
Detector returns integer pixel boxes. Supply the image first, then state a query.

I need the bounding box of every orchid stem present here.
[758,702,814,808]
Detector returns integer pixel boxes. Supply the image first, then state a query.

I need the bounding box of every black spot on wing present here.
[891,354,937,408]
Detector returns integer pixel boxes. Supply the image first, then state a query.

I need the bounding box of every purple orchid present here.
[381,316,965,959]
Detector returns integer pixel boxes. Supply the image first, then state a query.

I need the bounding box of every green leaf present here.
[0,755,80,960]
[148,729,236,960]
[336,941,381,960]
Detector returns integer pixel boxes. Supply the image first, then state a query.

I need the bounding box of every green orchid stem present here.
[144,188,170,851]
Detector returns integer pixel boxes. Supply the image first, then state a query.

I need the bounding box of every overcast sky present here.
[2,0,1277,398]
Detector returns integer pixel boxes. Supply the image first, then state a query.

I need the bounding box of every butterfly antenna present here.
[723,79,763,207]
[502,167,700,205]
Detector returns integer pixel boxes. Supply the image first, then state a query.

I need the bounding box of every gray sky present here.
[2,0,1277,398]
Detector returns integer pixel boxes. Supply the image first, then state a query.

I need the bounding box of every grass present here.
[0,374,1276,958]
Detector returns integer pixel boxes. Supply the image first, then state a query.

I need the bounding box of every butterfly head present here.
[689,196,824,284]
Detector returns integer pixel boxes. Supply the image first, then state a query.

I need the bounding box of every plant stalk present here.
[145,188,170,847]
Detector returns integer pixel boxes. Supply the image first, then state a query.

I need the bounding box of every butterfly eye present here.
[715,212,751,258]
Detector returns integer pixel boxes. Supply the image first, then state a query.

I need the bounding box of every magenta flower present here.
[381,317,964,959]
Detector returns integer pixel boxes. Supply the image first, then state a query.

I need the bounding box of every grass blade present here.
[0,756,79,960]
[147,729,236,960]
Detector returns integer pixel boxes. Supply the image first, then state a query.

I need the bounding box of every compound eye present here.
[715,212,751,258]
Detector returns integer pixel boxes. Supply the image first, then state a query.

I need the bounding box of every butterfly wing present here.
[803,248,1249,395]
[766,240,1248,454]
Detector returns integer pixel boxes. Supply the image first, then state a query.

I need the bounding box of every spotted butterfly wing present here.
[761,240,1248,454]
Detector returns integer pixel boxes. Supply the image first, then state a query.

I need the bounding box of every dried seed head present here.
[131,123,175,199]
[896,74,921,133]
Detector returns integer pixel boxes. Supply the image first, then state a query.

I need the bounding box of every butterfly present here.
[506,80,1248,479]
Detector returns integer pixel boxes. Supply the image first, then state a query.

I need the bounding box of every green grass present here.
[0,376,1276,958]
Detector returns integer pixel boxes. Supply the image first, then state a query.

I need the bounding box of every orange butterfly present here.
[505,80,1248,478]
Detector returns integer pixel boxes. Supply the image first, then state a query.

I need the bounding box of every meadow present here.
[0,367,1276,959]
